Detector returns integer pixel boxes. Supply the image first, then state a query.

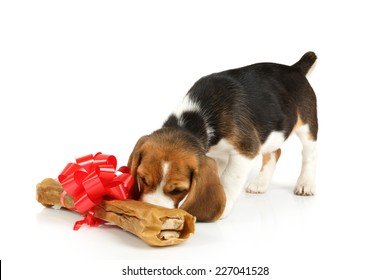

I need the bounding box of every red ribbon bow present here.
[58,152,138,230]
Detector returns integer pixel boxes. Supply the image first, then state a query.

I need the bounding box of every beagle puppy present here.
[128,52,318,222]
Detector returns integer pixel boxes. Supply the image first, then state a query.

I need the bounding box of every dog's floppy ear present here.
[180,156,226,222]
[127,135,149,179]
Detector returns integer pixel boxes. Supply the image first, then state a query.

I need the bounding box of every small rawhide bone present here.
[36,178,195,246]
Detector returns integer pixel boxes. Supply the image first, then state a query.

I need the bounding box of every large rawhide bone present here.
[36,178,195,246]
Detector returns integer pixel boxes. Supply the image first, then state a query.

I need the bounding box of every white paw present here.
[245,177,269,194]
[294,181,316,196]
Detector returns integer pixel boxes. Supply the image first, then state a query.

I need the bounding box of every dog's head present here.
[128,128,226,222]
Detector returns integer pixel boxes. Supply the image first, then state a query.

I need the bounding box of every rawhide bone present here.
[36,178,195,246]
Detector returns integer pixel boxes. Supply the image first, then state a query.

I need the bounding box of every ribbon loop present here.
[58,152,138,230]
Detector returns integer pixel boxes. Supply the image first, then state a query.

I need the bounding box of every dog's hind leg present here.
[294,124,317,195]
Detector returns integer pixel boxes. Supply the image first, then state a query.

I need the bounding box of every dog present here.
[128,52,318,222]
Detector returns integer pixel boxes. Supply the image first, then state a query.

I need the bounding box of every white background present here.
[1,1,389,279]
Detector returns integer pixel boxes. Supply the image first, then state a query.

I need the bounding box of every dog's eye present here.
[140,177,149,186]
[169,189,184,195]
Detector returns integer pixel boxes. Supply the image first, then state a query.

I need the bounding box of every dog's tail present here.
[292,51,317,76]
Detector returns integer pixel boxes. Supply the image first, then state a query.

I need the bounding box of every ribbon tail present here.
[73,219,87,231]
[72,209,105,231]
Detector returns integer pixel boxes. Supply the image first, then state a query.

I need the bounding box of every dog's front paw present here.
[245,177,269,194]
[294,181,316,196]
